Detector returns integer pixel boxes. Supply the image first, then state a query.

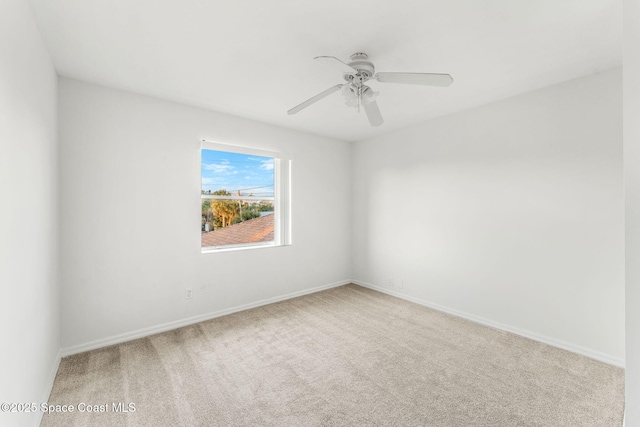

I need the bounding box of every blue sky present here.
[201,149,274,196]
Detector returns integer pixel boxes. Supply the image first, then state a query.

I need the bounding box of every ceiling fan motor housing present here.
[344,52,375,81]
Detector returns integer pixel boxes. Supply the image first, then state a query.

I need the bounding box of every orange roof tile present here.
[201,213,274,247]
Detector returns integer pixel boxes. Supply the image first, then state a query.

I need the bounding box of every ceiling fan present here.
[287,52,453,127]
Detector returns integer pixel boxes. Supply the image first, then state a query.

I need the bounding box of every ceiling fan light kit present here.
[287,52,453,127]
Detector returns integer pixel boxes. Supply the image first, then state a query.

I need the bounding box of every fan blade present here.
[363,100,384,127]
[375,72,453,87]
[314,56,358,74]
[287,84,345,115]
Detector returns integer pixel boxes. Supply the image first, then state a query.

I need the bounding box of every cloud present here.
[202,154,273,193]
[203,163,235,174]
[201,176,231,189]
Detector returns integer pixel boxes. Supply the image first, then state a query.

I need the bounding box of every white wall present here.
[58,78,351,350]
[0,0,59,426]
[625,0,640,423]
[352,68,624,364]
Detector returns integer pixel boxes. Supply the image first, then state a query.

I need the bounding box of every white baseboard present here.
[352,280,624,368]
[59,278,623,365]
[34,349,62,427]
[61,280,350,357]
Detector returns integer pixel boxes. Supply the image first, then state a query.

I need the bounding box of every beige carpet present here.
[41,284,624,426]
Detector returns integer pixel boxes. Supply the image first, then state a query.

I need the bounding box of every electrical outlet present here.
[388,278,394,288]
[185,289,192,299]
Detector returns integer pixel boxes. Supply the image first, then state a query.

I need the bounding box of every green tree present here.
[210,190,239,229]
[201,199,213,230]
[257,200,274,212]
[202,190,273,232]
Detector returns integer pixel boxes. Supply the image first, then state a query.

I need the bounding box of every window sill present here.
[201,241,289,254]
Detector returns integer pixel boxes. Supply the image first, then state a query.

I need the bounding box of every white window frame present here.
[200,139,292,253]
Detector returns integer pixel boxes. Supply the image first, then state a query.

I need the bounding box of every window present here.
[200,140,291,252]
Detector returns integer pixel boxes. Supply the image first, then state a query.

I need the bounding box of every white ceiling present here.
[31,0,622,142]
